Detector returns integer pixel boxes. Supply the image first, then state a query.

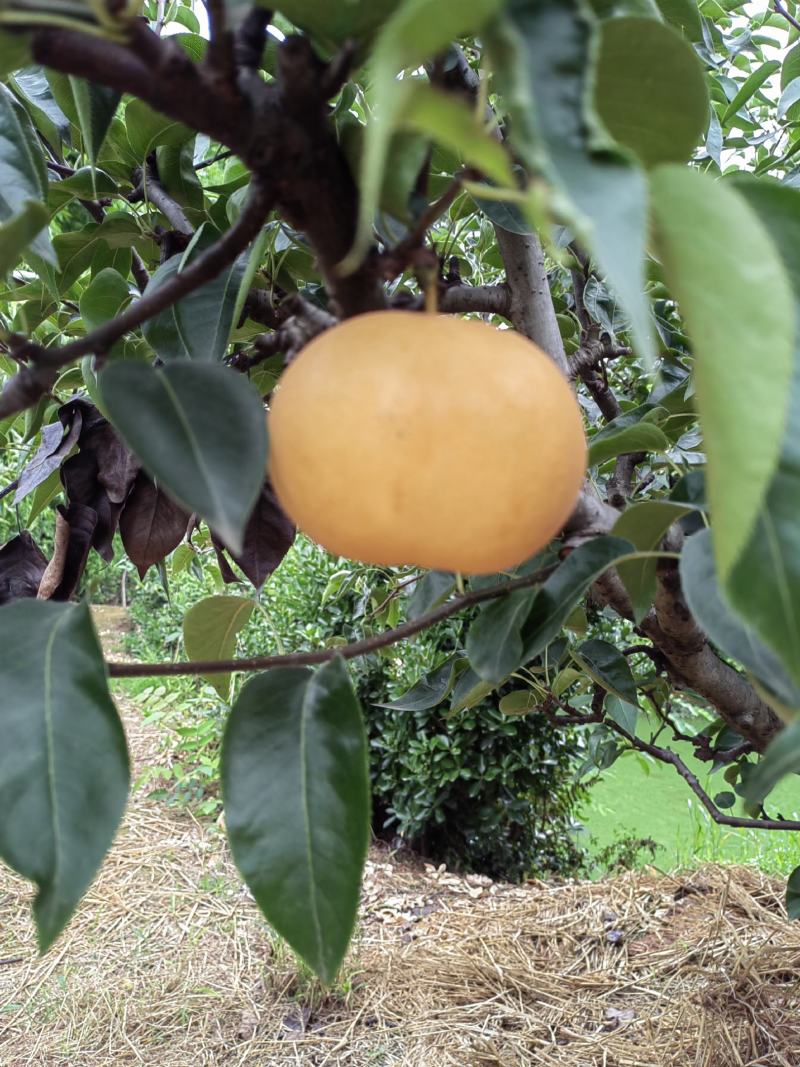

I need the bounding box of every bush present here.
[124,535,587,880]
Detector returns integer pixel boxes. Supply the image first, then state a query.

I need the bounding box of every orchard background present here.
[1,0,800,998]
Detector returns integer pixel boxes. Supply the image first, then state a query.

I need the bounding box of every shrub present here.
[125,536,587,880]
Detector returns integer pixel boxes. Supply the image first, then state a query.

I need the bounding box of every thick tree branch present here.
[438,283,510,316]
[0,180,274,419]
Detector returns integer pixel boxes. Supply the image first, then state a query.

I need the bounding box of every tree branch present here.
[137,163,194,236]
[775,0,800,33]
[106,565,556,678]
[438,283,510,316]
[604,719,800,832]
[0,180,274,419]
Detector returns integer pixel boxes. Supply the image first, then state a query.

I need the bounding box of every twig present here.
[195,148,233,171]
[775,0,800,33]
[154,0,166,35]
[0,180,274,419]
[0,478,20,503]
[106,565,555,678]
[606,720,800,832]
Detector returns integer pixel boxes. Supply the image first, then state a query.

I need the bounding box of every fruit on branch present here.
[268,310,587,574]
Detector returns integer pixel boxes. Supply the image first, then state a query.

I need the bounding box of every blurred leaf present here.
[222,659,369,984]
[0,600,129,951]
[655,0,702,38]
[743,721,800,808]
[100,361,267,554]
[680,528,800,710]
[724,180,800,696]
[651,166,794,583]
[0,200,48,278]
[594,17,708,167]
[406,571,455,619]
[486,0,655,365]
[348,0,504,269]
[498,689,538,716]
[183,594,254,699]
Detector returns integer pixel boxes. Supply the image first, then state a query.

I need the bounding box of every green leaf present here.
[498,689,539,716]
[0,31,32,78]
[466,588,539,684]
[400,82,513,187]
[573,638,640,708]
[778,77,800,121]
[485,0,655,366]
[348,0,504,270]
[100,361,267,553]
[722,180,800,698]
[9,67,70,149]
[655,0,702,38]
[448,665,496,714]
[588,422,670,466]
[27,465,62,522]
[605,694,638,736]
[594,17,708,168]
[680,528,800,710]
[183,594,254,700]
[377,659,454,710]
[406,571,455,619]
[721,60,780,124]
[142,240,248,362]
[0,84,53,266]
[125,99,193,160]
[0,600,129,951]
[222,658,369,984]
[520,536,635,662]
[79,266,130,332]
[275,0,402,48]
[786,864,800,921]
[743,721,800,808]
[69,77,119,170]
[613,500,692,621]
[156,141,204,223]
[650,166,795,583]
[0,199,48,278]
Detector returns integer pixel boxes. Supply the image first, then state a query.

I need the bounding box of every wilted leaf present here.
[0,531,47,603]
[14,414,81,506]
[119,472,190,579]
[212,481,295,591]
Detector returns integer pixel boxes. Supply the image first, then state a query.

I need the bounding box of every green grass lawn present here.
[579,732,800,876]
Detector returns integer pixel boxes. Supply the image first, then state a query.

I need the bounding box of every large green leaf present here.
[100,361,267,553]
[521,536,635,662]
[466,589,539,684]
[79,266,130,332]
[655,0,702,39]
[650,166,795,583]
[0,84,53,265]
[347,0,505,270]
[183,594,254,700]
[613,500,692,622]
[222,658,369,984]
[485,0,655,366]
[0,600,129,951]
[721,60,780,124]
[680,528,800,711]
[722,180,800,696]
[142,238,248,362]
[594,17,708,167]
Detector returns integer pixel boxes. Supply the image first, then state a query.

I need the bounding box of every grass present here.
[579,730,800,876]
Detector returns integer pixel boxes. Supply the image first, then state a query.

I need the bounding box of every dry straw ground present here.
[2,611,800,1066]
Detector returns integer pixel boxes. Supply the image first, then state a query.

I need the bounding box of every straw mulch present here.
[2,652,800,1064]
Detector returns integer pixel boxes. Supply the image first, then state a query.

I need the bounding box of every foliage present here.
[2,0,800,985]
